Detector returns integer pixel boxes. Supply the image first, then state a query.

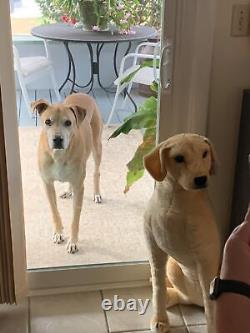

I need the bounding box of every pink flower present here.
[117,4,124,10]
[125,12,131,19]
[61,15,69,23]
[70,17,77,25]
[119,29,129,35]
[92,25,100,31]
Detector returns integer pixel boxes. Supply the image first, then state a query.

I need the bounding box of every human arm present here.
[215,206,250,333]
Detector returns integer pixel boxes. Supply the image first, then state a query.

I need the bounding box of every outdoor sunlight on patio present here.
[12,0,160,269]
[11,17,42,35]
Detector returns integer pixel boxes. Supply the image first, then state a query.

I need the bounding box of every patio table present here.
[31,23,157,94]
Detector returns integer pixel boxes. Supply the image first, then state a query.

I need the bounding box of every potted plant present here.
[109,74,158,193]
[79,0,110,30]
[36,0,162,33]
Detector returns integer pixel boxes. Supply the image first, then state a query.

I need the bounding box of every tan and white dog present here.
[143,134,221,333]
[32,93,103,254]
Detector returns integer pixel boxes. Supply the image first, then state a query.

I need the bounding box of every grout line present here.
[109,326,191,333]
[178,304,207,329]
[112,329,151,333]
[100,290,111,333]
[178,304,188,328]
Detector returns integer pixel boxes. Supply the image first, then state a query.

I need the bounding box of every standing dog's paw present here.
[67,241,78,254]
[94,194,102,204]
[151,318,170,333]
[53,232,64,244]
[60,191,73,199]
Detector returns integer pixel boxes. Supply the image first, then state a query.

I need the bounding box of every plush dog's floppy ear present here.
[144,143,169,181]
[69,105,86,125]
[204,137,218,175]
[31,99,49,115]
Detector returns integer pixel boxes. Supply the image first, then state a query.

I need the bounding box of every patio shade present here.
[0,87,15,304]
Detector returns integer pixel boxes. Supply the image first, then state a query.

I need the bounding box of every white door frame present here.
[158,0,216,141]
[0,0,27,301]
[1,0,216,296]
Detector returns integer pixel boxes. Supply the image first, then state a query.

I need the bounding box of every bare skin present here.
[216,206,250,333]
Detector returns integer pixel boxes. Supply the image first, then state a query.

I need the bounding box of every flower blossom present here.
[117,4,124,10]
[61,15,69,23]
[70,17,77,25]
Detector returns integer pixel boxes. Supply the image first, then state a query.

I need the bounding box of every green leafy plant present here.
[35,0,162,31]
[109,75,158,192]
[78,0,110,30]
[35,0,64,23]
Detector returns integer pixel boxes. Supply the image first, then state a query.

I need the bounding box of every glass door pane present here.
[6,0,214,291]
[11,0,164,274]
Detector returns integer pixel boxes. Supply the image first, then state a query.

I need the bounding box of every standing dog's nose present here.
[53,136,64,149]
[194,176,207,188]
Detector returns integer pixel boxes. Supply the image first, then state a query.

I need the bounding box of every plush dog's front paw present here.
[94,194,102,204]
[60,191,73,199]
[151,317,170,333]
[53,232,64,244]
[67,241,78,254]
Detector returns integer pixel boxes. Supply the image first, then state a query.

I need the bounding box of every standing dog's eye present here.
[203,150,208,158]
[64,120,72,127]
[174,155,185,163]
[45,119,52,126]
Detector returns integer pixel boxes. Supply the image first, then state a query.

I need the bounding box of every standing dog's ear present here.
[204,137,218,175]
[31,99,49,115]
[69,105,86,125]
[144,143,169,181]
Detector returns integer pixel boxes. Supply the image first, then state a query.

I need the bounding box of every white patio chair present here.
[13,40,61,116]
[107,42,160,125]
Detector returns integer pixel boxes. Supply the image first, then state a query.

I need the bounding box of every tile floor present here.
[0,286,207,333]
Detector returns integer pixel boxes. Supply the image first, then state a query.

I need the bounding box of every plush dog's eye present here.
[45,119,52,126]
[203,150,208,158]
[174,155,185,163]
[64,120,72,127]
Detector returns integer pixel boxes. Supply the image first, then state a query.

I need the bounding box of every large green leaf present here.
[150,80,159,93]
[109,96,157,138]
[142,59,160,68]
[120,59,160,85]
[120,67,141,85]
[124,169,145,194]
[124,127,156,193]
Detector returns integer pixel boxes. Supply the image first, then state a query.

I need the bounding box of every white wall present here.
[207,0,250,238]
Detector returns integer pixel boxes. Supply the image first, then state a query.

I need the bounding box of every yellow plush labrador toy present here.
[144,133,220,333]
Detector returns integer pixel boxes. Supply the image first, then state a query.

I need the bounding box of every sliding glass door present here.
[1,0,216,295]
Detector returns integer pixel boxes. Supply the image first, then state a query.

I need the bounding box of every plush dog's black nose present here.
[53,136,63,149]
[194,176,207,188]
